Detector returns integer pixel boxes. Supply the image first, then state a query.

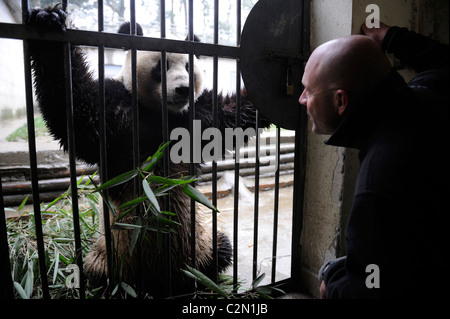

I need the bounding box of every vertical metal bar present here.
[23,39,50,300]
[160,0,172,297]
[188,0,197,269]
[271,126,281,283]
[233,0,242,292]
[252,112,260,281]
[0,172,14,298]
[22,0,49,299]
[97,0,113,296]
[130,1,140,171]
[291,0,309,288]
[211,0,219,284]
[61,0,85,299]
[160,1,169,147]
[290,122,307,286]
[129,0,143,296]
[63,40,85,299]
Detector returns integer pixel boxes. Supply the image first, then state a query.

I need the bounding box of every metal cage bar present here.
[211,0,220,284]
[20,0,50,299]
[0,23,240,58]
[187,0,197,271]
[252,112,260,282]
[271,126,281,283]
[232,0,242,292]
[159,0,173,298]
[97,0,114,296]
[62,39,86,298]
[290,0,310,289]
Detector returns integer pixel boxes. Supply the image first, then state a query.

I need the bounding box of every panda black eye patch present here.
[151,59,170,82]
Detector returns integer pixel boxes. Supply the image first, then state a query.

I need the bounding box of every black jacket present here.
[323,27,449,299]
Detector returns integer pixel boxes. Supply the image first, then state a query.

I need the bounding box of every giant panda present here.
[27,6,268,297]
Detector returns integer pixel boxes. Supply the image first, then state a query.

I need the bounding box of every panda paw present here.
[26,5,68,32]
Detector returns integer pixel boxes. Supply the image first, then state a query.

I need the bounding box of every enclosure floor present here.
[197,172,295,291]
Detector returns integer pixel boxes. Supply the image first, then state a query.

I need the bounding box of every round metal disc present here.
[240,0,304,130]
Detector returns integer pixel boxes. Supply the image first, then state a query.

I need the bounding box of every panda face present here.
[118,51,203,113]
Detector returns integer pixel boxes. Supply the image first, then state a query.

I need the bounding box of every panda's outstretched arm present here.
[194,88,271,133]
[27,7,106,166]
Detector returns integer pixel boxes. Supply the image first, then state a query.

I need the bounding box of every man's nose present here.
[298,89,307,106]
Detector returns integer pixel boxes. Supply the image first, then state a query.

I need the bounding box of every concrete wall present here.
[299,0,353,298]
[299,0,449,298]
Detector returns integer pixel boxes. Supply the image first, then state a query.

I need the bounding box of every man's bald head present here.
[305,35,392,93]
[299,35,392,135]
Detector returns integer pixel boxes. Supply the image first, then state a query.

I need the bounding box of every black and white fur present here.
[27,6,268,297]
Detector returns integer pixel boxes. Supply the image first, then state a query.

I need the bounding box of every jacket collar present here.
[324,71,408,150]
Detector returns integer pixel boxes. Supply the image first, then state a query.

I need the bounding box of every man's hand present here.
[319,280,326,299]
[360,21,390,46]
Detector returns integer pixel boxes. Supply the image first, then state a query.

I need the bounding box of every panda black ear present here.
[117,21,144,36]
[185,34,202,43]
[185,34,202,58]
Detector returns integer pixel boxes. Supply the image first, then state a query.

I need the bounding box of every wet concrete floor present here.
[197,171,294,290]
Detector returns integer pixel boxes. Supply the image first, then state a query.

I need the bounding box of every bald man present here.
[299,23,449,299]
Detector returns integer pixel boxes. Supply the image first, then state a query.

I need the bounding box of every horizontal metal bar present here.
[0,23,240,58]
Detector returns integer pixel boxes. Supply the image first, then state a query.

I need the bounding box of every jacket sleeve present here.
[381,27,449,97]
[382,26,449,73]
[324,193,383,299]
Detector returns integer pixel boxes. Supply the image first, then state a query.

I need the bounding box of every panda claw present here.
[27,7,67,32]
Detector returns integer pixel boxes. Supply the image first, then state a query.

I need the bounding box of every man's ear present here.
[334,89,349,116]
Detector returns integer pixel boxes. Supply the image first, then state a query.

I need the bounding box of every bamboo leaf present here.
[45,191,69,211]
[111,283,119,296]
[252,273,266,289]
[254,287,273,299]
[112,222,142,230]
[129,227,140,255]
[156,217,181,226]
[115,207,135,223]
[142,179,161,213]
[58,253,70,265]
[94,170,138,192]
[120,282,137,298]
[182,265,228,298]
[18,195,29,211]
[53,250,60,284]
[13,282,28,299]
[146,175,197,185]
[24,260,34,298]
[118,196,148,209]
[141,141,171,172]
[154,184,178,196]
[161,210,176,216]
[182,184,219,212]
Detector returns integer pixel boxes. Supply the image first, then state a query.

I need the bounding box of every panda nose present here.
[175,86,190,97]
